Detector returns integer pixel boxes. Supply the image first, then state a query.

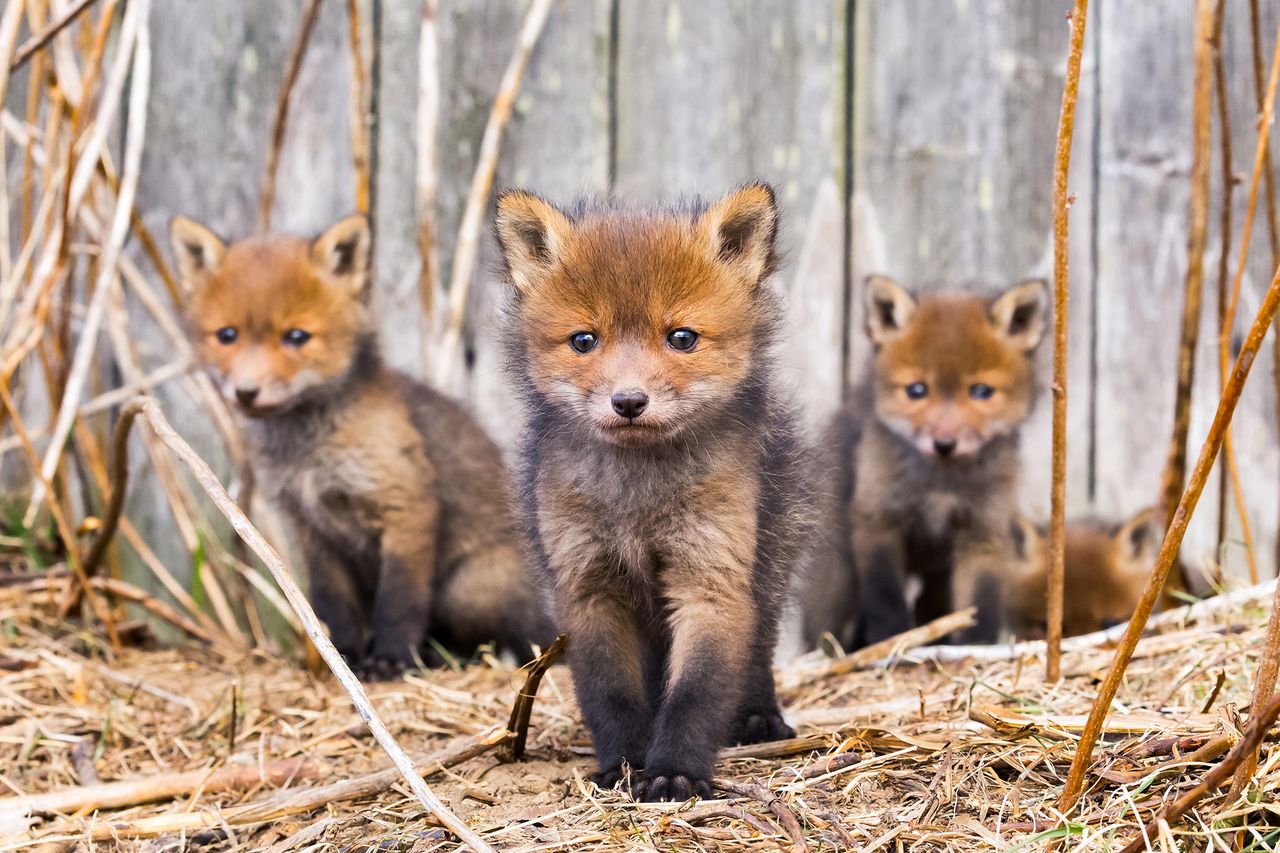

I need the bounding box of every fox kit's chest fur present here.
[496,185,807,802]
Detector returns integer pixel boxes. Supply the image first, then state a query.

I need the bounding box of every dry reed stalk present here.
[0,379,117,647]
[504,633,566,761]
[344,0,371,214]
[259,0,324,232]
[116,397,495,852]
[22,0,146,526]
[1060,258,1280,811]
[63,728,511,841]
[1046,0,1089,684]
[0,756,332,829]
[1120,692,1280,853]
[713,779,808,852]
[1212,0,1233,560]
[8,0,98,71]
[416,0,442,374]
[433,0,554,388]
[0,0,27,280]
[783,607,976,689]
[1157,0,1216,529]
[1213,12,1280,585]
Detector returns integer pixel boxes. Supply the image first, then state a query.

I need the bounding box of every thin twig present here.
[1212,0,1233,562]
[416,0,441,373]
[0,756,330,830]
[344,0,371,214]
[1060,257,1280,811]
[1046,0,1089,684]
[1215,12,1280,586]
[259,0,324,231]
[504,633,567,761]
[782,607,976,689]
[1119,693,1280,853]
[714,779,808,851]
[8,0,98,71]
[116,397,495,852]
[1157,0,1216,529]
[433,0,554,387]
[23,0,147,526]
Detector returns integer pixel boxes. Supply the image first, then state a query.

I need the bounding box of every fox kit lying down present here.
[171,213,551,678]
[495,184,810,801]
[803,276,1048,648]
[1005,509,1184,639]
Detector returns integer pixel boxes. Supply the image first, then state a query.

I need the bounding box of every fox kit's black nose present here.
[933,437,957,457]
[611,391,649,419]
[236,387,260,406]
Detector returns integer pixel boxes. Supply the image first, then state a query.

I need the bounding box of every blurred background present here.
[5,0,1280,639]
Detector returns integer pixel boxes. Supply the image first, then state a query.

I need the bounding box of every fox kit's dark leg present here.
[635,489,757,801]
[951,531,1008,644]
[852,516,912,645]
[732,607,793,744]
[558,576,653,787]
[303,537,365,664]
[365,500,439,677]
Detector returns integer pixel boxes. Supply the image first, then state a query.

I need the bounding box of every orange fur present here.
[1005,509,1184,638]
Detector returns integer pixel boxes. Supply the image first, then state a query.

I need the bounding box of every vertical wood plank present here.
[374,0,610,446]
[614,0,846,427]
[131,0,356,583]
[850,0,1096,522]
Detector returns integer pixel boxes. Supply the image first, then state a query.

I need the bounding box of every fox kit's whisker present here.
[496,184,811,803]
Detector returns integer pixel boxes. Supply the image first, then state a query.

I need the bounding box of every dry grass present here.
[4,558,1280,851]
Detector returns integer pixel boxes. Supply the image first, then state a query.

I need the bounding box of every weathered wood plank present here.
[614,0,846,427]
[130,0,356,587]
[374,0,609,447]
[850,1,1096,523]
[1091,0,1276,579]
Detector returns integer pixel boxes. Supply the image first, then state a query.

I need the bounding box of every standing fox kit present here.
[171,214,548,678]
[496,185,808,801]
[808,276,1048,647]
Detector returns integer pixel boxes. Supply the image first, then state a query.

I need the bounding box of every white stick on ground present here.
[121,397,495,852]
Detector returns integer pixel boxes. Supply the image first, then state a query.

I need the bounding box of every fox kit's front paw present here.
[631,766,713,802]
[732,707,795,745]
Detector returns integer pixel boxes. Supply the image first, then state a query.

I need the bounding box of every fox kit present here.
[495,184,809,802]
[1005,509,1182,639]
[805,276,1048,648]
[171,213,550,678]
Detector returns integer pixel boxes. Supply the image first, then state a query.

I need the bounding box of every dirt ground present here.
[3,579,1280,851]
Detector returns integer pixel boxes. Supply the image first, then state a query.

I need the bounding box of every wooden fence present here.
[12,0,1280,587]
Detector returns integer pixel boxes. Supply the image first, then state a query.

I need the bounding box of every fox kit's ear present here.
[990,278,1048,351]
[494,190,574,294]
[696,182,778,283]
[1115,507,1163,567]
[864,275,916,344]
[311,214,371,296]
[170,216,226,292]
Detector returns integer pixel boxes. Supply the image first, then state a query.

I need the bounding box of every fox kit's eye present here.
[905,382,928,400]
[568,331,598,353]
[283,328,312,348]
[667,328,699,351]
[969,383,996,400]
[215,327,238,345]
